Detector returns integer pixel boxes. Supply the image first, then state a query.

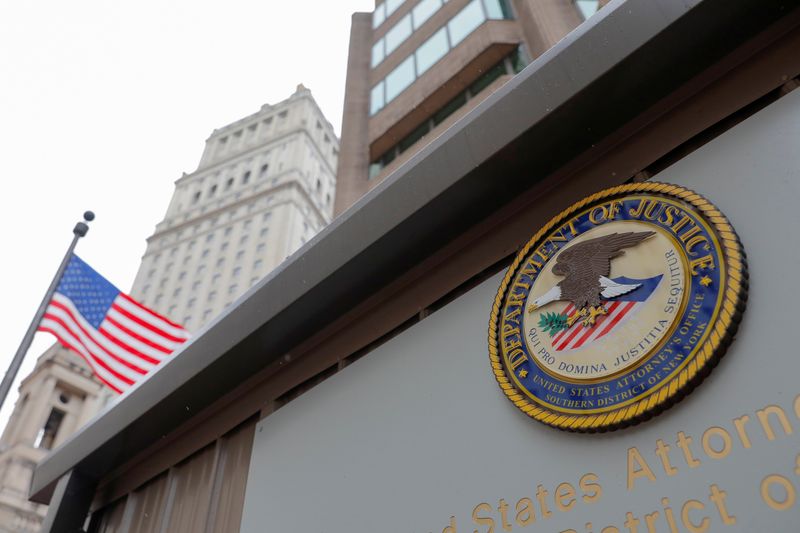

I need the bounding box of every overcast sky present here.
[0,0,373,431]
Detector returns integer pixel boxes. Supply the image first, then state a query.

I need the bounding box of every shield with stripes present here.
[549,275,663,352]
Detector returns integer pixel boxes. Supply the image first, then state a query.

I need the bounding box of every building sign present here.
[489,183,748,431]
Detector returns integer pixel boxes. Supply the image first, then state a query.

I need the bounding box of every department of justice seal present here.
[488,183,748,432]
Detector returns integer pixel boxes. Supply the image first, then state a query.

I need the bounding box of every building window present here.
[574,0,600,19]
[229,284,238,295]
[192,191,201,204]
[415,27,448,76]
[372,40,385,68]
[278,110,288,119]
[209,184,217,197]
[178,271,186,281]
[226,177,234,190]
[192,280,201,290]
[203,309,212,321]
[370,82,385,115]
[202,249,210,258]
[243,171,251,184]
[236,250,245,261]
[412,0,442,29]
[173,288,181,297]
[224,227,232,236]
[369,48,525,179]
[385,0,404,17]
[260,163,269,177]
[256,243,266,253]
[183,315,192,326]
[216,258,225,267]
[206,233,214,243]
[187,298,196,309]
[385,13,413,55]
[168,304,176,315]
[211,273,220,285]
[232,267,241,278]
[448,0,484,47]
[262,212,272,222]
[197,264,206,275]
[34,408,65,450]
[243,219,252,231]
[483,0,514,20]
[254,259,263,270]
[372,1,386,28]
[208,290,217,302]
[260,228,269,238]
[385,56,415,102]
[240,235,248,245]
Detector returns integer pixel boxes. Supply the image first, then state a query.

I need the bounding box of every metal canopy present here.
[31,0,800,505]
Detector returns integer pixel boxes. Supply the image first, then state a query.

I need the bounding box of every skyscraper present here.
[335,0,601,214]
[0,84,338,532]
[129,84,339,329]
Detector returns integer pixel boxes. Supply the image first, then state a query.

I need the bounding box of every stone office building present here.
[29,1,800,532]
[0,85,338,532]
[334,0,608,214]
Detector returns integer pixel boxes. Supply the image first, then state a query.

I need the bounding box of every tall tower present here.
[0,348,104,532]
[0,84,338,532]
[335,0,602,214]
[129,84,339,328]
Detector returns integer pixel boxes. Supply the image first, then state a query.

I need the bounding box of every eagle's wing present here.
[599,276,641,298]
[558,231,655,278]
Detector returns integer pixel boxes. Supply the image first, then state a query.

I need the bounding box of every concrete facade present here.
[334,0,593,215]
[0,349,104,533]
[128,84,339,330]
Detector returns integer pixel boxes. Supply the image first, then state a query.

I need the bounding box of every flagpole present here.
[0,211,95,413]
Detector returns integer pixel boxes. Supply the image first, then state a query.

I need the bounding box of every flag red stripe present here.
[104,315,173,355]
[45,301,149,375]
[570,302,621,349]
[40,312,135,385]
[109,302,187,344]
[556,315,588,351]
[596,301,637,339]
[37,325,123,394]
[95,327,163,366]
[118,293,186,330]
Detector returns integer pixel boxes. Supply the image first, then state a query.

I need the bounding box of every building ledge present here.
[368,19,522,156]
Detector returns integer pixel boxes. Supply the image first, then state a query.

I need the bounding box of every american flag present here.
[37,255,189,393]
[550,275,663,352]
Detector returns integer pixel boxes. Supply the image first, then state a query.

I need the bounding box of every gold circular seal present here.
[488,183,748,432]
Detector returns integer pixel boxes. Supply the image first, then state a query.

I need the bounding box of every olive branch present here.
[538,312,568,337]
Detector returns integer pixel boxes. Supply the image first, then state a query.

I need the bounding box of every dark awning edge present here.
[31,0,800,503]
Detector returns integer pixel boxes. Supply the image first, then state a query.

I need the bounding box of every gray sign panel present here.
[241,90,800,532]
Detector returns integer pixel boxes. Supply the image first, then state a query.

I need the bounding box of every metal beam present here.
[40,470,96,533]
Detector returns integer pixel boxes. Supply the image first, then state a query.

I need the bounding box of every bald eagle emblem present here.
[528,231,655,328]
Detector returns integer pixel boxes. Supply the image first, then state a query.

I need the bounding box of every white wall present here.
[241,90,800,532]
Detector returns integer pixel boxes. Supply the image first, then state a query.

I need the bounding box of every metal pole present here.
[0,211,95,413]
